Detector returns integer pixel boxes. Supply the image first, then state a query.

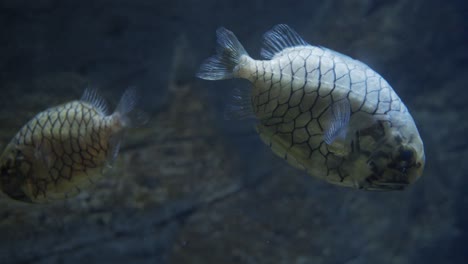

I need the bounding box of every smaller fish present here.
[0,88,142,203]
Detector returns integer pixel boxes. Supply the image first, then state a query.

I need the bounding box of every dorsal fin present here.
[260,24,309,60]
[81,88,109,115]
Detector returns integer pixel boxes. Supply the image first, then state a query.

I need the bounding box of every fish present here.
[197,24,425,191]
[0,88,141,203]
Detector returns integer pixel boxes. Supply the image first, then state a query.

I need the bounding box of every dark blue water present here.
[0,1,466,263]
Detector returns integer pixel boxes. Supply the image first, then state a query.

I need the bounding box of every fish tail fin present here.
[196,27,249,80]
[114,87,148,128]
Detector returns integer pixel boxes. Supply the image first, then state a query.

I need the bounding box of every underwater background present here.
[0,0,466,263]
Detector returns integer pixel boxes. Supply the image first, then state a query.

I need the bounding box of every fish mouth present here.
[360,141,425,191]
[361,160,424,191]
[360,165,412,191]
[363,179,409,191]
[361,161,424,191]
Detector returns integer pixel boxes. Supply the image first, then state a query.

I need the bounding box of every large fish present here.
[0,88,140,203]
[197,24,425,190]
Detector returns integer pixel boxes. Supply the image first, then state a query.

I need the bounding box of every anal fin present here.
[224,86,255,120]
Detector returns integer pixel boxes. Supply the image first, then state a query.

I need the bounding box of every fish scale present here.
[0,88,140,203]
[197,24,425,190]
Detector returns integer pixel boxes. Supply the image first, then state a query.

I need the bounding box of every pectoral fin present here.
[324,99,351,145]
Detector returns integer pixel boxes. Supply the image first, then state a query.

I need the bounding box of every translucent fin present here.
[106,134,122,167]
[324,99,351,145]
[261,24,309,60]
[196,27,249,80]
[114,87,148,128]
[224,86,254,120]
[81,88,109,115]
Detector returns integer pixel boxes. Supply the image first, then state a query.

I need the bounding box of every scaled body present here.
[0,89,137,203]
[197,24,425,190]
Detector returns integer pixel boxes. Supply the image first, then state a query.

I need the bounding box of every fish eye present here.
[393,148,415,173]
[399,149,413,162]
